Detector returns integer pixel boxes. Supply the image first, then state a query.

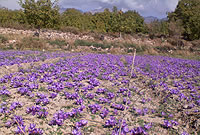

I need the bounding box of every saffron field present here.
[0,51,199,135]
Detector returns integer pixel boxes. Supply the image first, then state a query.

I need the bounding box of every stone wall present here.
[0,27,152,45]
[0,27,94,41]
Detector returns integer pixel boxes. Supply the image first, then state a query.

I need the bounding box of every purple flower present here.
[18,87,31,96]
[49,110,66,126]
[75,98,83,105]
[0,90,11,96]
[181,131,189,135]
[37,93,47,99]
[89,78,100,86]
[100,108,109,118]
[5,120,13,127]
[144,123,152,130]
[86,93,95,99]
[105,116,117,127]
[75,120,88,127]
[13,115,24,125]
[118,88,128,93]
[130,127,146,135]
[10,102,22,111]
[163,120,172,128]
[111,103,125,111]
[88,104,102,114]
[36,97,49,106]
[28,123,43,135]
[123,98,131,105]
[113,109,118,115]
[98,97,110,104]
[107,92,115,99]
[15,125,26,134]
[26,105,48,118]
[64,92,79,100]
[96,88,107,94]
[0,106,8,114]
[72,128,82,135]
[37,108,48,118]
[50,92,58,98]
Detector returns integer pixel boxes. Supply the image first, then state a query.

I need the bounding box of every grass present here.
[16,37,46,50]
[0,34,8,43]
[124,43,149,53]
[74,40,111,49]
[48,39,67,47]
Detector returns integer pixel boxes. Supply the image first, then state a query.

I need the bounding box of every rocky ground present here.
[0,51,199,135]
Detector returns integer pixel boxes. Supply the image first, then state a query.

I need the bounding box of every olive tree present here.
[19,0,60,29]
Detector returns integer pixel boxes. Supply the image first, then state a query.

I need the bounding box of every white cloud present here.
[0,0,179,18]
[0,0,20,9]
[60,0,179,18]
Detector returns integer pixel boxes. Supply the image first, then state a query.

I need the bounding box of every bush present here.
[0,34,8,43]
[16,37,46,50]
[59,26,80,35]
[155,45,175,53]
[48,39,67,47]
[123,43,148,53]
[74,40,111,49]
[123,43,137,48]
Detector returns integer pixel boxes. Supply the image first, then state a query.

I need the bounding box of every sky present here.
[0,0,179,19]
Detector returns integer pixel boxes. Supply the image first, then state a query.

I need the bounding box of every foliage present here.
[61,9,94,31]
[0,4,146,34]
[16,37,46,50]
[168,0,200,40]
[120,10,145,34]
[147,20,169,39]
[18,0,60,29]
[0,34,8,43]
[0,8,29,29]
[48,39,67,47]
[74,40,111,49]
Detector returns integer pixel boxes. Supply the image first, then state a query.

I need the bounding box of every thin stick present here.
[14,118,26,135]
[119,49,136,135]
[130,49,137,79]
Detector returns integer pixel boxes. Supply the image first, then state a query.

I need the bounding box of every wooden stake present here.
[119,49,136,135]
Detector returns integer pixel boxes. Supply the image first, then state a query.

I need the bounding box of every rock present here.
[183,104,189,109]
[33,31,40,37]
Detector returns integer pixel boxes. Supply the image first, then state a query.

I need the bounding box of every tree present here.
[92,9,112,33]
[112,6,118,13]
[120,10,145,34]
[0,8,26,28]
[147,20,169,38]
[168,0,200,40]
[61,8,83,29]
[19,0,60,29]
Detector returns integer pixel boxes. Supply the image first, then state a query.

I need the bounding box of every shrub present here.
[155,45,175,53]
[0,34,8,43]
[123,43,137,48]
[74,40,111,49]
[48,39,67,47]
[123,43,148,53]
[16,37,46,50]
[59,26,80,35]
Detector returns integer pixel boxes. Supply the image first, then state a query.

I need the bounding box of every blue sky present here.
[0,0,179,18]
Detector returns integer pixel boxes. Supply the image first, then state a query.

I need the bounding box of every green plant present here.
[91,115,95,120]
[19,0,60,29]
[124,43,137,48]
[16,37,45,50]
[39,86,46,91]
[74,40,111,49]
[48,39,67,47]
[137,119,145,126]
[0,34,8,43]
